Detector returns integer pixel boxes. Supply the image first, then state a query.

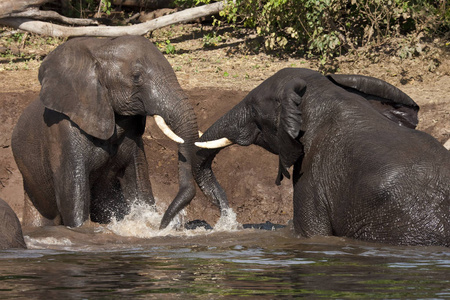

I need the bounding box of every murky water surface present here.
[1,207,449,299]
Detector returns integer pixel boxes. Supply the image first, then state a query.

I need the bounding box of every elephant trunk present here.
[199,101,253,147]
[193,147,230,212]
[191,103,254,216]
[158,92,199,230]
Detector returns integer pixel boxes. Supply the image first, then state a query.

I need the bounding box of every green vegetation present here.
[179,0,450,61]
[203,32,223,47]
[100,0,113,15]
[60,0,113,18]
[0,31,64,71]
[2,0,448,70]
[164,40,177,54]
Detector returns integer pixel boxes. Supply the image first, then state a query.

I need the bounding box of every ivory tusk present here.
[198,130,203,137]
[444,138,450,150]
[154,115,184,144]
[195,137,233,149]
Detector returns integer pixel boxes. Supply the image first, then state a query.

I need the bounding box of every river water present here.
[1,206,449,299]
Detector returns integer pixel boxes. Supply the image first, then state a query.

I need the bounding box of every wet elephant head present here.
[39,36,198,144]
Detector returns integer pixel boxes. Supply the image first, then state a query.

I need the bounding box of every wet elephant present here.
[168,68,449,246]
[0,198,26,249]
[12,36,198,227]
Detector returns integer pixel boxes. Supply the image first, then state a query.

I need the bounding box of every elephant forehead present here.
[107,39,161,60]
[102,48,170,77]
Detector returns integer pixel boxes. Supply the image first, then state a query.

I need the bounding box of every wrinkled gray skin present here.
[12,36,198,228]
[188,68,450,246]
[0,198,26,249]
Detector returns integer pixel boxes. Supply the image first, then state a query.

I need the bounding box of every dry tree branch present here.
[0,1,225,37]
[6,9,99,26]
[0,0,53,18]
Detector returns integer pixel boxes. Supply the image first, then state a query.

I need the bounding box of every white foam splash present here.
[213,208,242,232]
[106,203,164,238]
[104,204,242,238]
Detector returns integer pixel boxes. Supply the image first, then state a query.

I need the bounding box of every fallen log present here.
[6,9,99,26]
[0,1,225,37]
[0,0,53,18]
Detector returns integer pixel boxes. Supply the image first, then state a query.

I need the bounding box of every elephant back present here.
[0,198,26,249]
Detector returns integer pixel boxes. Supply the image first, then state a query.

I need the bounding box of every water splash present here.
[105,203,208,238]
[106,205,242,237]
[106,203,165,238]
[213,208,242,232]
[11,202,240,241]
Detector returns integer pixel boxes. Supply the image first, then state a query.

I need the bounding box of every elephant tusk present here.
[198,130,203,137]
[444,138,450,150]
[154,115,184,144]
[195,137,233,149]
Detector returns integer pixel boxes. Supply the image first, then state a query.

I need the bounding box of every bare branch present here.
[125,12,141,23]
[0,1,225,37]
[0,0,53,18]
[7,9,99,26]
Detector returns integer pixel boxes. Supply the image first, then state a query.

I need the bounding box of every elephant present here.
[12,36,199,228]
[0,198,26,249]
[164,68,450,246]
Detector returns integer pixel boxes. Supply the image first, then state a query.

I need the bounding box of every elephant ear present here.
[327,74,419,129]
[38,39,115,140]
[276,77,307,185]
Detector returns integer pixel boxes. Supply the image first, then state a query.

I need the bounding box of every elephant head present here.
[187,68,419,221]
[34,36,198,227]
[39,36,197,141]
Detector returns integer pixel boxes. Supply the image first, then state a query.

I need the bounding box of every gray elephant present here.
[165,68,449,246]
[0,198,26,249]
[12,36,198,227]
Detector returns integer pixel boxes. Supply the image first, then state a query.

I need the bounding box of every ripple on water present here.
[4,203,448,299]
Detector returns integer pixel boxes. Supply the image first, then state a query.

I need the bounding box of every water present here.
[1,206,449,299]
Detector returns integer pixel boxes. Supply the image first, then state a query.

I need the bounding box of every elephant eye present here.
[132,71,143,85]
